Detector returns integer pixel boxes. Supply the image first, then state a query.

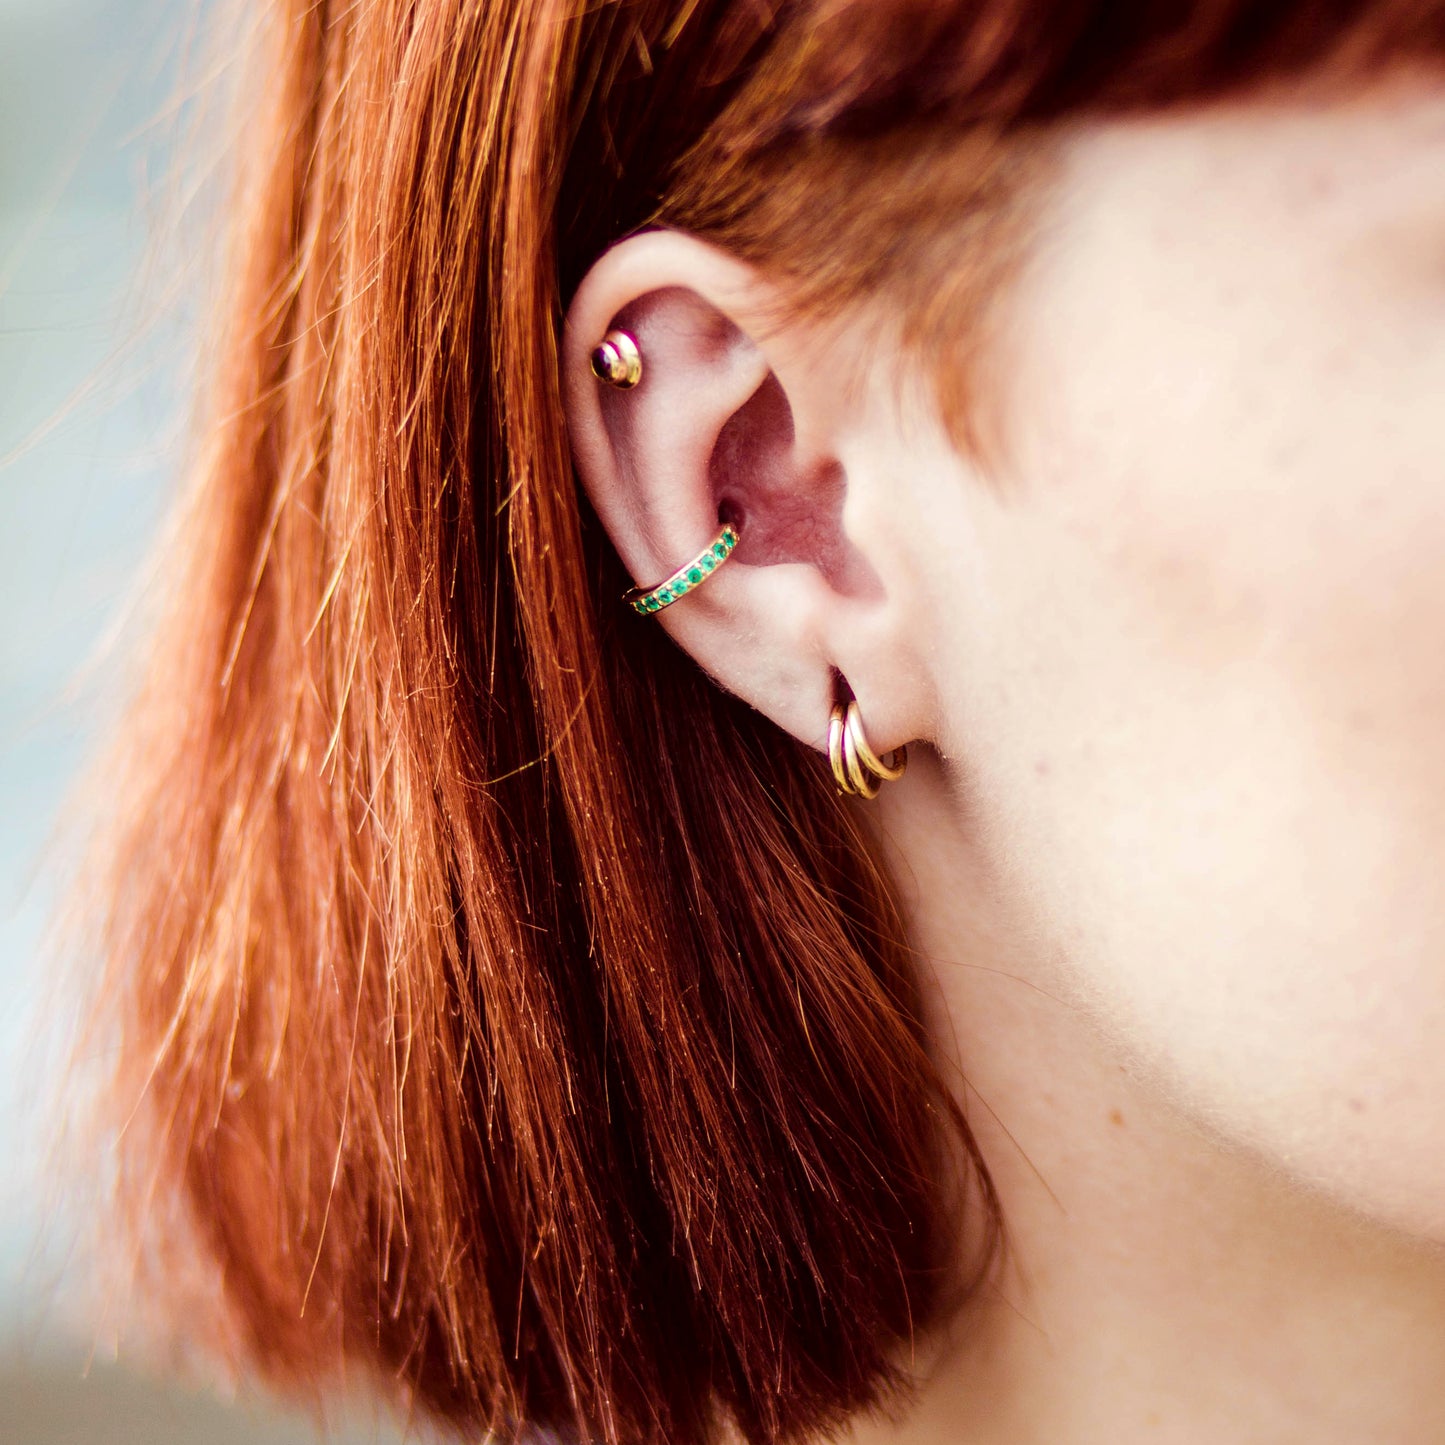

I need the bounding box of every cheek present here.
[972,510,1445,1237]
[959,107,1445,1236]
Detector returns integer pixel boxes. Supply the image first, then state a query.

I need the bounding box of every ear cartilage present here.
[622,522,740,615]
[590,329,643,389]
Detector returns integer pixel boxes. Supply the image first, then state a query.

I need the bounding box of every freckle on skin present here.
[1109,1108,1126,1127]
[1349,1097,1366,1113]
[1034,758,1051,778]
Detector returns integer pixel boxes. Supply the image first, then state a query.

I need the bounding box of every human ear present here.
[562,229,935,757]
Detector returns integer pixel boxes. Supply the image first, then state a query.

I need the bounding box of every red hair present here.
[88,3,1444,1444]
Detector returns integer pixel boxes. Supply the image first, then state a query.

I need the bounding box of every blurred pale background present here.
[0,1,408,1438]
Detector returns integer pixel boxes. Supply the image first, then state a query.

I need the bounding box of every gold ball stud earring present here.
[590,329,642,389]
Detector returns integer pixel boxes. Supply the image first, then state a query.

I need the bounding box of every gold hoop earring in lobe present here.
[623,521,740,615]
[590,329,642,389]
[828,699,907,799]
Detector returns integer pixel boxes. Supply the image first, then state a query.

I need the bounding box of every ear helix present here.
[589,329,901,800]
[589,327,742,615]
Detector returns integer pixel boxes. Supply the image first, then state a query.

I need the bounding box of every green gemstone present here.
[687,567,703,584]
[701,555,715,572]
[713,543,726,559]
[645,596,660,611]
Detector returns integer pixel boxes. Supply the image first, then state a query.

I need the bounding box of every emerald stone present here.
[701,555,715,571]
[687,567,703,584]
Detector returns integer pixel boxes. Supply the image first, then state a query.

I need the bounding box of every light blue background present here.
[1,2,408,1437]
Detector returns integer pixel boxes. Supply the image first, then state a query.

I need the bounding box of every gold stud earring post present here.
[590,329,642,389]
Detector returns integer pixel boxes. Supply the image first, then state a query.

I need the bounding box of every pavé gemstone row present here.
[628,524,739,615]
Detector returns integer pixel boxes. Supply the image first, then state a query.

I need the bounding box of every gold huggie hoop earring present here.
[828,698,907,799]
[590,329,642,389]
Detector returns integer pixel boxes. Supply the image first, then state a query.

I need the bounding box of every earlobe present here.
[562,229,934,768]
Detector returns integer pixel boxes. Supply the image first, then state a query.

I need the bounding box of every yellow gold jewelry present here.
[623,521,740,615]
[590,329,642,389]
[828,699,907,799]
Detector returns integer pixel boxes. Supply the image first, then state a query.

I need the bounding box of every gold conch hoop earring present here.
[621,521,740,615]
[590,329,642,389]
[828,699,907,799]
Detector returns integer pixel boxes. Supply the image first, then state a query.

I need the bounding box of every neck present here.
[849,748,1445,1445]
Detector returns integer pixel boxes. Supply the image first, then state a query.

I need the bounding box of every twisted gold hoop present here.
[828,700,907,799]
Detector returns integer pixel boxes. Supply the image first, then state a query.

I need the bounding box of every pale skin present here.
[563,73,1445,1445]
